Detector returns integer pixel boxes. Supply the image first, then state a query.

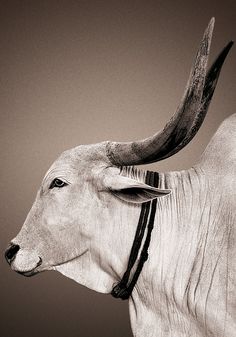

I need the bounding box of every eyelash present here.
[49,178,68,189]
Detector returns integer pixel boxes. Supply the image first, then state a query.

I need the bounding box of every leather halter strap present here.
[111,170,159,300]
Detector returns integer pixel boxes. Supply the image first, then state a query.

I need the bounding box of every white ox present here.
[5,19,236,337]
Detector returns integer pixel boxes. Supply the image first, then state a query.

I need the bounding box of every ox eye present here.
[49,178,68,189]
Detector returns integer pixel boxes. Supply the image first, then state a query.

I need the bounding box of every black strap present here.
[111,171,159,300]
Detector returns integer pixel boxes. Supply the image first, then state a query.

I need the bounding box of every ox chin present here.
[16,269,40,277]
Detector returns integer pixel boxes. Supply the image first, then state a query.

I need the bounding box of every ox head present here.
[5,19,233,293]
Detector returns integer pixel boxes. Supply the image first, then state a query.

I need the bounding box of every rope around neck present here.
[111,171,159,300]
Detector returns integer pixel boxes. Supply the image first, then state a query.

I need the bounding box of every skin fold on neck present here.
[127,165,235,337]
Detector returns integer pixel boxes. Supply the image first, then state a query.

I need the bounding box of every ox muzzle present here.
[5,243,42,277]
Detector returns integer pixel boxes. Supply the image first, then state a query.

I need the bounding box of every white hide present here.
[7,115,236,337]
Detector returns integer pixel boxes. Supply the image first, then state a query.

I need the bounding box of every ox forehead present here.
[51,143,110,167]
[42,143,110,179]
[5,18,235,337]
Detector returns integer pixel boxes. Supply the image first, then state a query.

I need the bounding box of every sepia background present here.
[0,1,235,336]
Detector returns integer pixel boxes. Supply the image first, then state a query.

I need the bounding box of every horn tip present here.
[206,17,215,35]
[225,40,234,54]
[201,18,215,51]
[210,17,215,25]
[221,40,234,59]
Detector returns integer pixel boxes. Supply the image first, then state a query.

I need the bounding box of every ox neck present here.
[127,166,234,337]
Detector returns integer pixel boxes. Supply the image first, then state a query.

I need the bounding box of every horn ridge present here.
[106,19,230,166]
[153,40,234,161]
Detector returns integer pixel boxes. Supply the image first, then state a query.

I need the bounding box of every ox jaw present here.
[53,249,117,294]
[53,254,89,286]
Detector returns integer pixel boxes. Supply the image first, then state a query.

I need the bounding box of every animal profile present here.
[5,18,235,337]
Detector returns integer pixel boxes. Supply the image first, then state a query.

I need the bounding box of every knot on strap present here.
[111,283,130,300]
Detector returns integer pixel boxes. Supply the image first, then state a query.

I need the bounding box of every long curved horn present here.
[154,40,234,161]
[106,19,232,166]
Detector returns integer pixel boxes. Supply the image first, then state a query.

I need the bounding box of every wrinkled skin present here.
[5,18,235,336]
[6,115,236,337]
[9,142,169,292]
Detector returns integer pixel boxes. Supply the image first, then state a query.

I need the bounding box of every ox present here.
[5,18,235,337]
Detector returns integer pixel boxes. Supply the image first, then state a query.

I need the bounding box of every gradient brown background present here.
[0,1,235,337]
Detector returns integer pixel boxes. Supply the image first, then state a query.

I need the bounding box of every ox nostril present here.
[5,244,20,264]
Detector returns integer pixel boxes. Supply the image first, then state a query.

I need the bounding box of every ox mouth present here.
[16,257,43,277]
[15,250,88,277]
[52,249,89,268]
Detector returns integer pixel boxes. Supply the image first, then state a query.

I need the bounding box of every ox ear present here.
[104,175,171,204]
